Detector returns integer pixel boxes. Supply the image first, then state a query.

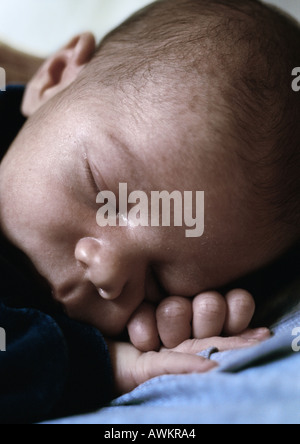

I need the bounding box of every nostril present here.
[75,237,102,267]
[98,287,121,301]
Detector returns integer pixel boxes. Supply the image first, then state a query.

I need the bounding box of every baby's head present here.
[0,0,299,336]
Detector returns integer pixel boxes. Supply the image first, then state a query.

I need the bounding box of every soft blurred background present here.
[0,0,154,57]
[0,0,299,57]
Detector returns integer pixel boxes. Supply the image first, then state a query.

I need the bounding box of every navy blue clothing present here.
[0,86,113,424]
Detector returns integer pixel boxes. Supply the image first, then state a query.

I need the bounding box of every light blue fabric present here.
[46,304,300,424]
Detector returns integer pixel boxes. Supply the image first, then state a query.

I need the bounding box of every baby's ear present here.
[22,32,96,117]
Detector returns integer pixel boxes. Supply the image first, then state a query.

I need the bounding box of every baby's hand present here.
[107,329,269,395]
[157,289,256,349]
[128,289,257,351]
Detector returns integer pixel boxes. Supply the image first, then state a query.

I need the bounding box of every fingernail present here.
[244,328,271,340]
[210,360,219,368]
[200,361,218,372]
[251,328,271,339]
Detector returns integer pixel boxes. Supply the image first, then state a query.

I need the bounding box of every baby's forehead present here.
[64,76,224,191]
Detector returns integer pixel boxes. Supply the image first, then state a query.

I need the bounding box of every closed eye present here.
[84,156,100,195]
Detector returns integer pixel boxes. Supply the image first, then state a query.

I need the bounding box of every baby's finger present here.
[167,327,270,355]
[135,351,217,387]
[238,328,271,341]
[127,302,160,352]
[223,289,256,336]
[192,292,227,339]
[156,296,192,349]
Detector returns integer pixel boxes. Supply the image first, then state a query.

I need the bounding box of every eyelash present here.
[84,159,120,213]
[84,159,100,195]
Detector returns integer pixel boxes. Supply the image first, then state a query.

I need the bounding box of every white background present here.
[0,0,299,57]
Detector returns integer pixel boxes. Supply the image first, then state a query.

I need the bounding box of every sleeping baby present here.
[0,0,299,419]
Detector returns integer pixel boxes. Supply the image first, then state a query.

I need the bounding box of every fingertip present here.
[134,337,161,353]
[209,360,219,370]
[127,303,161,352]
[171,353,218,375]
[129,331,161,352]
[196,358,218,373]
[192,291,227,339]
[223,289,255,336]
[240,327,271,341]
[156,296,192,349]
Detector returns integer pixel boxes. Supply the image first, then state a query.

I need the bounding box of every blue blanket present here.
[45,302,300,424]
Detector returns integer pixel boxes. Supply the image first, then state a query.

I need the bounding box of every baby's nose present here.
[75,237,130,301]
